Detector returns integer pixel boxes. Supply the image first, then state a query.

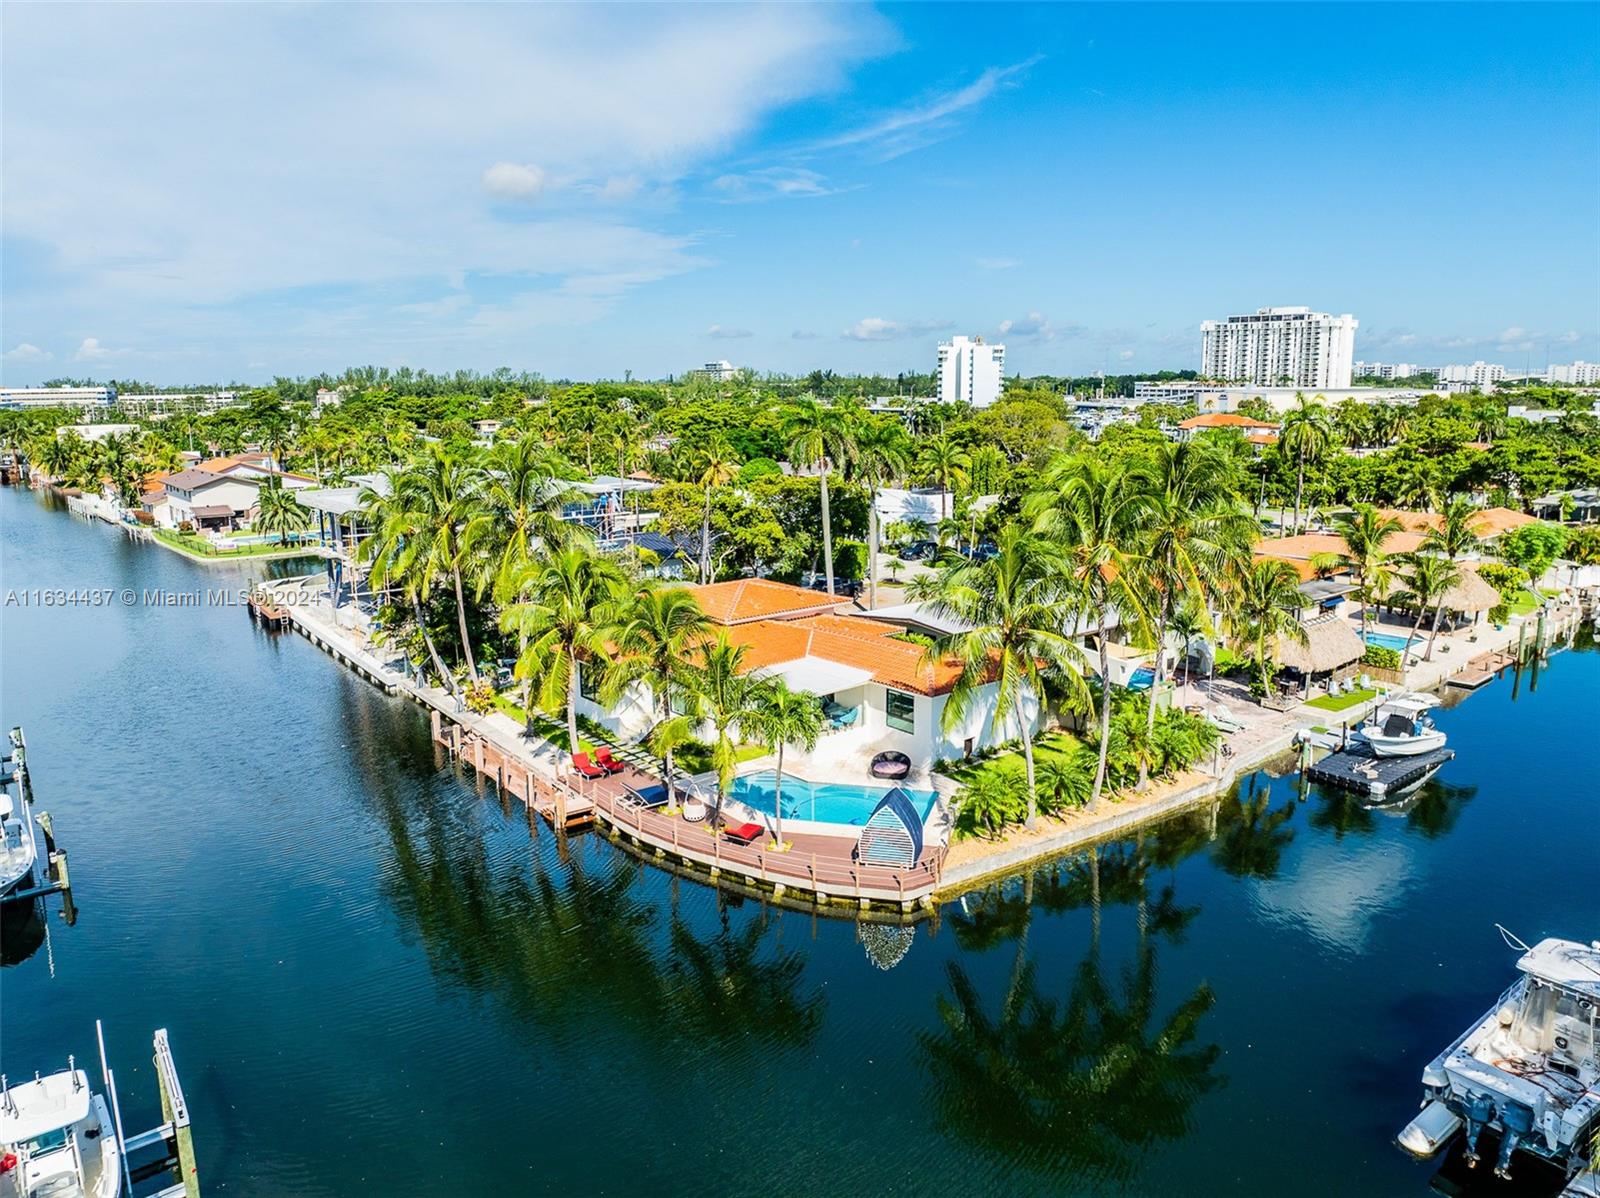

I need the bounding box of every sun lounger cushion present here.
[723,822,763,844]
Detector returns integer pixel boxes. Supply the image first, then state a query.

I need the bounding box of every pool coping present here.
[680,767,946,840]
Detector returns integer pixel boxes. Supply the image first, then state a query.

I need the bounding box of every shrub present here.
[736,457,780,484]
[1362,644,1401,670]
[463,681,497,715]
[832,539,868,582]
[956,771,1026,839]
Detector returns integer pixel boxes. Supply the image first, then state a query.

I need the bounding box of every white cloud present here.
[712,167,840,202]
[1118,349,1135,361]
[706,324,753,339]
[801,57,1041,160]
[975,256,1020,270]
[842,316,952,342]
[998,311,1054,340]
[73,337,123,361]
[482,162,547,202]
[4,343,51,362]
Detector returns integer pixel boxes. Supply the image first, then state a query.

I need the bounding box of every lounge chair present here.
[722,821,763,846]
[571,752,608,780]
[593,746,627,775]
[1210,705,1246,734]
[623,782,671,810]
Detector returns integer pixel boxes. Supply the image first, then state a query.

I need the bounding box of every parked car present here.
[899,539,938,561]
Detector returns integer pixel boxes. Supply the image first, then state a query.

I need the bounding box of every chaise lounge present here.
[570,752,608,780]
[721,821,763,846]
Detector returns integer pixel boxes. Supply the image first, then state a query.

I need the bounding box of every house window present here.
[885,689,916,735]
[578,665,601,703]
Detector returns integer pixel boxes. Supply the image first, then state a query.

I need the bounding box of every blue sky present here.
[3,3,1597,385]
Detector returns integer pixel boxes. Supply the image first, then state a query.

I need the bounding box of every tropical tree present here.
[909,526,1090,830]
[746,680,823,849]
[647,714,699,810]
[359,467,459,697]
[31,434,79,483]
[782,398,857,594]
[1133,442,1253,789]
[1424,496,1481,564]
[850,418,912,609]
[499,547,627,752]
[1330,504,1404,642]
[473,437,577,602]
[1226,558,1308,697]
[693,438,740,584]
[253,475,311,546]
[1026,455,1153,809]
[690,634,764,815]
[918,431,972,521]
[601,586,711,761]
[1279,395,1335,534]
[1396,551,1463,662]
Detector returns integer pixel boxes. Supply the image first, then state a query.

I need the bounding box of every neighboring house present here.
[576,578,1045,780]
[196,454,316,490]
[1173,412,1280,450]
[874,487,952,528]
[160,469,262,530]
[1373,506,1538,544]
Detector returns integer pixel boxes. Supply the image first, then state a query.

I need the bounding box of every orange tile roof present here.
[1179,413,1279,430]
[1375,506,1538,539]
[197,453,273,474]
[685,578,845,625]
[715,613,967,695]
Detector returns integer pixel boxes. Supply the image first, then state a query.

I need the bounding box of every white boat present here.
[1398,934,1600,1182]
[1355,692,1448,757]
[0,1066,120,1198]
[0,787,40,899]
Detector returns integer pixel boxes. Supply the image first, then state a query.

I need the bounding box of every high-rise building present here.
[937,335,1005,408]
[1353,361,1420,380]
[1547,361,1600,385]
[1200,306,1358,388]
[1437,361,1506,386]
[698,360,736,382]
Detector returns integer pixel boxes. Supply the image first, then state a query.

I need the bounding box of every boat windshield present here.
[21,1126,70,1154]
[1512,979,1598,1067]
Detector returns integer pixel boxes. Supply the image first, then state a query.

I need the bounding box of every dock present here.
[1305,743,1455,796]
[1447,649,1518,690]
[431,712,595,830]
[245,591,289,630]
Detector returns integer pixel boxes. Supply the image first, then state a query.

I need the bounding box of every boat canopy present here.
[1517,937,1600,1000]
[0,1071,91,1144]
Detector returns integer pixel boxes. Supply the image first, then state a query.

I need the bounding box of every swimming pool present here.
[729,771,940,826]
[1364,631,1417,653]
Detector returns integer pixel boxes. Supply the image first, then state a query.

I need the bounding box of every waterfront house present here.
[196,454,316,490]
[295,472,391,625]
[575,578,1045,779]
[159,469,262,531]
[1173,412,1281,451]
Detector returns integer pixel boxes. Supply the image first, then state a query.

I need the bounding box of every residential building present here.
[1200,306,1358,388]
[158,469,263,531]
[1352,361,1421,380]
[0,386,114,409]
[1133,381,1203,405]
[699,360,736,382]
[61,423,138,443]
[1437,361,1505,387]
[1173,412,1279,449]
[116,391,241,417]
[1509,400,1600,424]
[1548,361,1600,385]
[937,335,1005,408]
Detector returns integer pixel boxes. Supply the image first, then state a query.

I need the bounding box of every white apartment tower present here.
[1200,306,1358,389]
[937,335,1005,408]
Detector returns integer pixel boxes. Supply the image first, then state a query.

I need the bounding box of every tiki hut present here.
[1273,615,1366,684]
[1438,567,1501,616]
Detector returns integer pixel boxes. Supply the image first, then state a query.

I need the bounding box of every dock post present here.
[430,709,441,743]
[473,739,485,775]
[522,772,534,810]
[154,1030,201,1198]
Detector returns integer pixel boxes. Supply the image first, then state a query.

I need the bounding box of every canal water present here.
[2,485,1596,1197]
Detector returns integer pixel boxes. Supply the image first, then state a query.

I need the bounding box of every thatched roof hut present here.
[1439,567,1502,615]
[1273,616,1365,675]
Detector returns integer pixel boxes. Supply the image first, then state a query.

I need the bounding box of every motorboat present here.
[1,1025,197,1198]
[0,1065,120,1198]
[1398,934,1600,1183]
[0,788,40,899]
[1355,692,1447,757]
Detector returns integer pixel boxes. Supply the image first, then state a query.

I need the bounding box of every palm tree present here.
[850,418,912,609]
[647,714,699,809]
[1425,496,1480,563]
[31,434,79,484]
[1025,455,1153,809]
[601,586,711,758]
[747,680,823,849]
[693,438,740,584]
[1278,395,1334,534]
[909,526,1090,830]
[918,431,971,521]
[359,467,459,698]
[473,438,577,602]
[392,445,490,683]
[1396,551,1463,662]
[1330,504,1404,643]
[690,634,763,816]
[1134,442,1254,789]
[1226,558,1308,698]
[253,476,311,546]
[783,398,856,595]
[499,547,627,753]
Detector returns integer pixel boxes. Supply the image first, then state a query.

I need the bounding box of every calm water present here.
[731,770,941,825]
[2,485,1596,1197]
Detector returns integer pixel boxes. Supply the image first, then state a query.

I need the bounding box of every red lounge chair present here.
[593,746,627,775]
[571,752,607,780]
[722,821,763,846]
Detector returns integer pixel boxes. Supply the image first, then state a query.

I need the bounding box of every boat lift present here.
[101,1023,202,1198]
[0,726,77,923]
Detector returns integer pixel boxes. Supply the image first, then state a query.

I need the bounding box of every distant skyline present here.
[3,3,1597,385]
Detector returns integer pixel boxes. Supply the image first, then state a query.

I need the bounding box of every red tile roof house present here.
[572,578,1048,786]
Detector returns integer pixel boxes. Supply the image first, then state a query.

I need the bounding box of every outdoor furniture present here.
[1209,705,1246,734]
[825,704,860,730]
[681,798,707,823]
[870,751,912,780]
[722,821,763,845]
[623,782,671,810]
[593,746,627,775]
[571,752,608,780]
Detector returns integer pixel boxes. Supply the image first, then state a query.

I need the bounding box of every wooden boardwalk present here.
[1447,649,1518,690]
[430,713,943,913]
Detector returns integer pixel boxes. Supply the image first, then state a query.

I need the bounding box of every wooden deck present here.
[1447,649,1518,690]
[431,714,944,913]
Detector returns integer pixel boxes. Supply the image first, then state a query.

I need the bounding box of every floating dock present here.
[1304,743,1455,796]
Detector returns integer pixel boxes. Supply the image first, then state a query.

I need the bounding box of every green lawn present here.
[937,730,1088,787]
[1304,686,1379,712]
[1508,589,1540,617]
[487,696,596,752]
[152,528,312,559]
[675,741,766,775]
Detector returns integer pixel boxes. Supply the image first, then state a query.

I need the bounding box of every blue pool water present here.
[1364,631,1417,652]
[1127,666,1156,691]
[730,771,940,825]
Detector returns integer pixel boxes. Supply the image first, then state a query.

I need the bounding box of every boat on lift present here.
[0,738,40,899]
[1398,933,1600,1184]
[1355,692,1448,758]
[0,1059,120,1198]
